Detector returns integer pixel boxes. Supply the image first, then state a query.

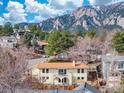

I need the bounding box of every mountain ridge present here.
[20,2,124,31]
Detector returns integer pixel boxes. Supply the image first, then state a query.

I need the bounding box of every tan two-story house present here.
[31,61,89,85]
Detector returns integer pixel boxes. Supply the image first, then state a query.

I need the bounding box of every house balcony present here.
[53,73,69,78]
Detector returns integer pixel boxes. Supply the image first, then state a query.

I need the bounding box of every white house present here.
[31,61,89,85]
[0,36,17,48]
[102,55,124,80]
[102,55,124,87]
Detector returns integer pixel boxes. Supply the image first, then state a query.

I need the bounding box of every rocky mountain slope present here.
[39,2,124,31]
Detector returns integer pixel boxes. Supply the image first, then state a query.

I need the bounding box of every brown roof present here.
[37,40,48,46]
[35,62,89,69]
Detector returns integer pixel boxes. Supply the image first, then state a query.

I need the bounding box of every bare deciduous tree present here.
[68,36,109,63]
[0,48,29,93]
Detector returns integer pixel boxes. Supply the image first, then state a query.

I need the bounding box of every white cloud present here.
[25,0,63,18]
[48,0,82,10]
[89,0,95,5]
[0,1,3,6]
[2,0,124,23]
[25,0,83,22]
[94,0,124,5]
[33,16,43,22]
[3,1,27,23]
[0,17,4,25]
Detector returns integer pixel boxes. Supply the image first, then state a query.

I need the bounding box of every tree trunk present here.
[10,87,15,93]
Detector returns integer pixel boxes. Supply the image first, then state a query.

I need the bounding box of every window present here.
[118,63,124,69]
[42,77,45,80]
[62,78,67,83]
[42,69,45,73]
[8,39,13,43]
[77,77,80,80]
[81,77,84,79]
[42,69,49,73]
[77,69,80,73]
[58,69,67,75]
[81,69,84,73]
[78,69,84,73]
[58,78,61,83]
[46,77,49,79]
[46,69,49,73]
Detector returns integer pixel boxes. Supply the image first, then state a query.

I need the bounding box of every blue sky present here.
[0,0,124,24]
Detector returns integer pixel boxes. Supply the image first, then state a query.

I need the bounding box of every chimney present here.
[73,60,76,66]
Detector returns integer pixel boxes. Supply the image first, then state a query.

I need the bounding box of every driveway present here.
[27,56,54,69]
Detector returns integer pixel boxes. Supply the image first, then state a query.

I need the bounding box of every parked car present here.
[41,55,49,58]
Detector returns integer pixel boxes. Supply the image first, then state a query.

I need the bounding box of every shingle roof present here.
[35,62,89,69]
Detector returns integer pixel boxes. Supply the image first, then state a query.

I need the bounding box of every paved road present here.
[15,89,83,93]
[27,56,54,69]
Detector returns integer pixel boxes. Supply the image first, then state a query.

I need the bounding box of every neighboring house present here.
[37,40,48,46]
[102,55,124,80]
[34,40,48,54]
[31,61,89,85]
[0,36,17,48]
[55,52,69,59]
[102,55,124,88]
